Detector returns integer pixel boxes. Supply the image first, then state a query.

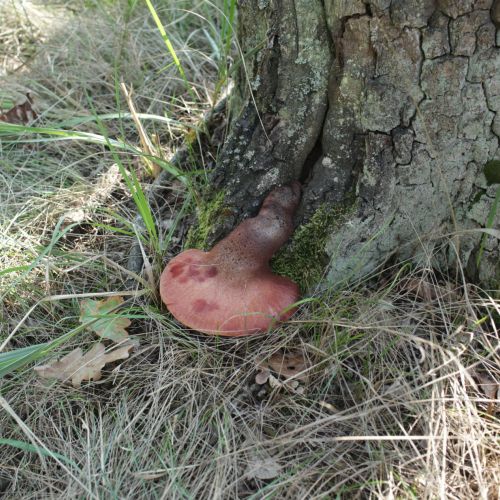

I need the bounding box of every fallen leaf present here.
[402,278,457,302]
[0,93,37,124]
[266,352,309,382]
[80,296,131,343]
[473,371,499,415]
[245,454,282,480]
[475,374,499,400]
[255,351,310,394]
[34,343,133,388]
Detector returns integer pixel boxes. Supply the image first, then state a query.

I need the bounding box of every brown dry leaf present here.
[403,278,457,302]
[80,296,131,343]
[473,371,499,415]
[403,278,439,301]
[266,352,309,382]
[34,343,133,388]
[255,351,309,393]
[0,93,37,124]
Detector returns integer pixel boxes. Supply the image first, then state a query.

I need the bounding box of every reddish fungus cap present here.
[160,182,301,336]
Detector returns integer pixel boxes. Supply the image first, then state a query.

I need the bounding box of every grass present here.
[1,1,499,498]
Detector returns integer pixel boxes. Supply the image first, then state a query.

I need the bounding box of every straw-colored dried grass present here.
[1,2,498,499]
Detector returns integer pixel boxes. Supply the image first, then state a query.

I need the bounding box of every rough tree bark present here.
[204,0,500,289]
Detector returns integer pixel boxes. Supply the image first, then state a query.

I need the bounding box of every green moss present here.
[271,202,356,292]
[184,195,355,289]
[184,191,226,250]
[484,160,500,185]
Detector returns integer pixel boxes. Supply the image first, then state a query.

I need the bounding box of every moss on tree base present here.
[184,191,226,250]
[271,202,356,292]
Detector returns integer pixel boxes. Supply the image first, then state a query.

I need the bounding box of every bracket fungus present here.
[160,182,302,336]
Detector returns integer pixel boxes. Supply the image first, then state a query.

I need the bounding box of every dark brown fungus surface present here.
[160,182,302,336]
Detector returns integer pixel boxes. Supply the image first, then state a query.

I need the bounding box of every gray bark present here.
[211,0,500,288]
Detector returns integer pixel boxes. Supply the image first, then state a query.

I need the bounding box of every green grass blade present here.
[0,344,43,363]
[54,112,194,130]
[86,103,159,251]
[144,0,196,99]
[0,323,88,379]
[221,0,236,57]
[93,223,136,237]
[0,438,78,468]
[0,265,31,277]
[0,122,137,151]
[0,121,190,185]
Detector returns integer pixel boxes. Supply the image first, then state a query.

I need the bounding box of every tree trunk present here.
[204,0,500,289]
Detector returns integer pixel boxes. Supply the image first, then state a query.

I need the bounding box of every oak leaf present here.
[34,343,132,387]
[0,93,37,124]
[402,278,457,302]
[80,296,131,343]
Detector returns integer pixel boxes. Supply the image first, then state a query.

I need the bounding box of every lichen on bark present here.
[207,0,332,243]
[323,0,499,288]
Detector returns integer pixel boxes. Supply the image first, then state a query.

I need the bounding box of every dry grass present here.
[1,1,499,499]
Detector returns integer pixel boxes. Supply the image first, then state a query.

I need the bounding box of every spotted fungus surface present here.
[160,182,301,336]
